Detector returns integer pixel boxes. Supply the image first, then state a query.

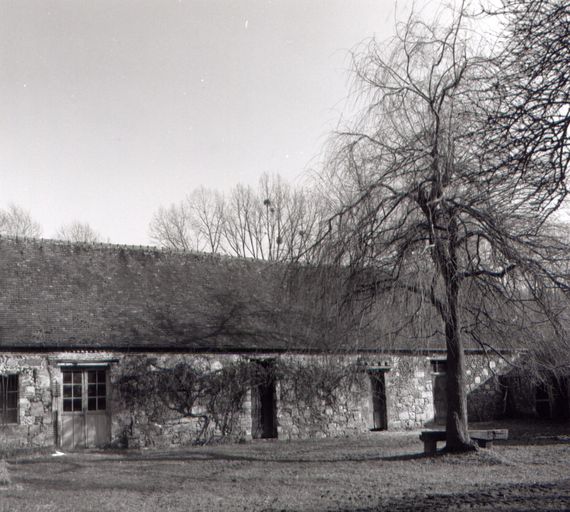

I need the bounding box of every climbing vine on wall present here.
[118,355,366,445]
[118,356,254,444]
[277,356,365,407]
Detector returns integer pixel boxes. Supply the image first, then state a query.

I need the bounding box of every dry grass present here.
[0,420,569,511]
[0,460,11,487]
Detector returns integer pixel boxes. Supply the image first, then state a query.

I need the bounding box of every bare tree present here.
[0,204,42,238]
[487,0,569,191]
[316,3,570,451]
[221,183,263,258]
[191,187,226,253]
[56,221,102,243]
[149,202,196,251]
[223,174,310,260]
[149,174,326,261]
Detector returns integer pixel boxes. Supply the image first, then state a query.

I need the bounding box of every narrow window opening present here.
[431,360,447,374]
[1,374,18,424]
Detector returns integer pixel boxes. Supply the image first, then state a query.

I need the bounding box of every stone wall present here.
[114,353,373,446]
[465,355,515,421]
[359,353,514,429]
[0,354,54,450]
[111,353,252,448]
[0,349,525,452]
[384,356,434,429]
[275,355,370,440]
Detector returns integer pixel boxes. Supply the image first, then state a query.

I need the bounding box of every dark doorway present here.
[251,360,277,439]
[535,382,552,418]
[431,360,447,424]
[535,378,570,420]
[369,371,388,430]
[500,375,520,418]
[553,377,570,420]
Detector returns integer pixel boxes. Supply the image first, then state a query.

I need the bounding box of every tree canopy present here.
[0,204,42,238]
[314,0,570,450]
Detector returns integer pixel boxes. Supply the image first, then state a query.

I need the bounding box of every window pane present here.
[88,398,97,411]
[63,384,73,398]
[63,399,72,412]
[73,384,82,397]
[98,397,106,410]
[63,372,72,384]
[7,375,17,391]
[97,371,105,382]
[72,398,82,411]
[1,410,17,424]
[0,375,19,424]
[87,371,96,384]
[98,383,106,396]
[73,372,82,384]
[6,409,17,423]
[431,360,447,373]
[88,384,97,396]
[7,393,17,409]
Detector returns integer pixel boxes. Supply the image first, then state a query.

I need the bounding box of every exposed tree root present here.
[443,440,479,453]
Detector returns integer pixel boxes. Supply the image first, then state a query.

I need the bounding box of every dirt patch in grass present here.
[0,421,569,511]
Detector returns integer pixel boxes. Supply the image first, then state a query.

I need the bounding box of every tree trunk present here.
[444,277,476,452]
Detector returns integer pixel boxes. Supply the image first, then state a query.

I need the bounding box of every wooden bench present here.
[419,429,509,454]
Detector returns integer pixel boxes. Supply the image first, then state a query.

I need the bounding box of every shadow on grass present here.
[8,419,568,467]
[347,479,570,512]
[377,452,430,461]
[9,449,429,466]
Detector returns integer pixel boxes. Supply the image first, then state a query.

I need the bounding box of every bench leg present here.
[423,439,438,455]
[474,439,493,449]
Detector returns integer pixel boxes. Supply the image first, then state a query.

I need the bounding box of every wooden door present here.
[535,382,552,418]
[61,369,110,449]
[251,361,277,439]
[370,372,388,430]
[433,373,448,424]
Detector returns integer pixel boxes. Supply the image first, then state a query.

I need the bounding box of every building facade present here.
[0,238,563,452]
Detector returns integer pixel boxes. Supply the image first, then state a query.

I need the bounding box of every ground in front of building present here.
[0,420,569,512]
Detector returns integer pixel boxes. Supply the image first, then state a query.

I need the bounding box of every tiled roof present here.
[0,237,453,353]
[0,238,281,350]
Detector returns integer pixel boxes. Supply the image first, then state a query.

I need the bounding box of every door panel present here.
[61,368,110,449]
[86,413,109,446]
[251,381,277,439]
[370,372,387,430]
[251,361,277,439]
[61,413,85,450]
[433,374,448,424]
[251,384,262,439]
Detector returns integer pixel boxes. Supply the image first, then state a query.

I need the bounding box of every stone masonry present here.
[0,350,522,451]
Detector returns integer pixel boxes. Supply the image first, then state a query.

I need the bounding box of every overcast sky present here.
[0,0,420,245]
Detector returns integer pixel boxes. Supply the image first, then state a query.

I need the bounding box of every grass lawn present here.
[1,420,569,511]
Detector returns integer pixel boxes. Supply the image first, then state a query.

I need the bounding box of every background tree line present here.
[148,173,328,262]
[0,204,103,243]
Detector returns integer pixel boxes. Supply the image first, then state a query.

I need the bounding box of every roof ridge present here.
[0,235,274,265]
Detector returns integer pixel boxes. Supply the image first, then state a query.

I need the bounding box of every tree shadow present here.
[345,479,570,512]
[377,452,430,461]
[7,448,429,466]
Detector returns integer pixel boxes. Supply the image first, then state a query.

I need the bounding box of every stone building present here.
[0,237,557,452]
